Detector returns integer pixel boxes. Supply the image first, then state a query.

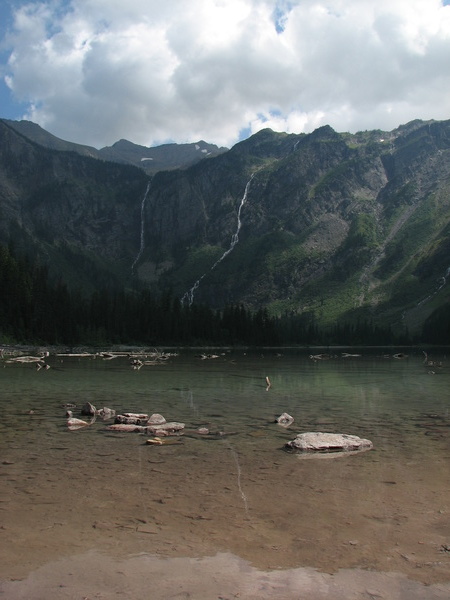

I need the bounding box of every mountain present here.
[1,117,450,338]
[2,119,227,174]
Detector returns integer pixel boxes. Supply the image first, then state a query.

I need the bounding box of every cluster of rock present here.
[107,413,185,436]
[65,402,372,457]
[275,413,373,455]
[66,403,187,439]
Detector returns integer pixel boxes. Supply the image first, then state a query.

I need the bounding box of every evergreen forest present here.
[1,244,448,347]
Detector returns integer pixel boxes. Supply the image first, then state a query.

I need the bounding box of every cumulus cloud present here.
[2,0,450,147]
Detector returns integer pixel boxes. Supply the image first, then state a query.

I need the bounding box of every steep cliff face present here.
[0,120,148,289]
[1,117,450,333]
[136,120,450,332]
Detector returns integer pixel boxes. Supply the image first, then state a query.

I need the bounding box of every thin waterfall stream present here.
[131,181,152,275]
[182,174,254,306]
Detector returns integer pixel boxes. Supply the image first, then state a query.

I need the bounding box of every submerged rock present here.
[276,412,294,427]
[285,432,373,453]
[81,402,96,416]
[96,407,116,420]
[106,424,147,433]
[147,422,185,436]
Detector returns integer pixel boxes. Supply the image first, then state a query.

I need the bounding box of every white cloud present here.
[2,0,450,148]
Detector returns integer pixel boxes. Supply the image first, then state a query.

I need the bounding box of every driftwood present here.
[6,355,49,368]
[309,353,332,361]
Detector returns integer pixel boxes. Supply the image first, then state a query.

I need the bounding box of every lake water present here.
[1,347,450,599]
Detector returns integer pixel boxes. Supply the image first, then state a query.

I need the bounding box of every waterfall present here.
[131,181,151,275]
[182,174,254,306]
[417,264,450,306]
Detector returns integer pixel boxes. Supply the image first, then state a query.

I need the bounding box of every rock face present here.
[285,432,373,453]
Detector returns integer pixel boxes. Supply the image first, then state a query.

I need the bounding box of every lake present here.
[1,347,449,599]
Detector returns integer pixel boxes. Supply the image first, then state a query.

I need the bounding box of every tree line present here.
[0,244,446,346]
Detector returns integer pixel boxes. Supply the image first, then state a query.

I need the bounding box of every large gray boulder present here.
[285,432,373,453]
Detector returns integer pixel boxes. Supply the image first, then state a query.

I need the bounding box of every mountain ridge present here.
[1,118,228,174]
[1,116,449,338]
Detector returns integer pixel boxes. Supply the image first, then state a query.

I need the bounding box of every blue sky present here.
[1,0,450,148]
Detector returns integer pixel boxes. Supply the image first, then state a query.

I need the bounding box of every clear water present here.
[1,347,450,591]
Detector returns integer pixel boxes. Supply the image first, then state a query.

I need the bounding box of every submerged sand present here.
[1,429,450,599]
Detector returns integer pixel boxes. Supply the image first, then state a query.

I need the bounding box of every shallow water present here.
[1,348,450,598]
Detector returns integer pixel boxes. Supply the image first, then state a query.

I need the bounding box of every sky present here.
[1,0,450,149]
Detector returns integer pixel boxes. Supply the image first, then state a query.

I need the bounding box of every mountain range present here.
[1,116,450,338]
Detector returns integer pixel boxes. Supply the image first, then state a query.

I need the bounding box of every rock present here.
[285,432,373,453]
[146,422,185,436]
[115,414,148,425]
[66,410,96,430]
[67,416,90,430]
[148,413,166,425]
[123,412,149,419]
[276,412,294,427]
[96,407,116,420]
[81,402,96,415]
[146,437,164,445]
[197,427,209,435]
[106,424,147,433]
